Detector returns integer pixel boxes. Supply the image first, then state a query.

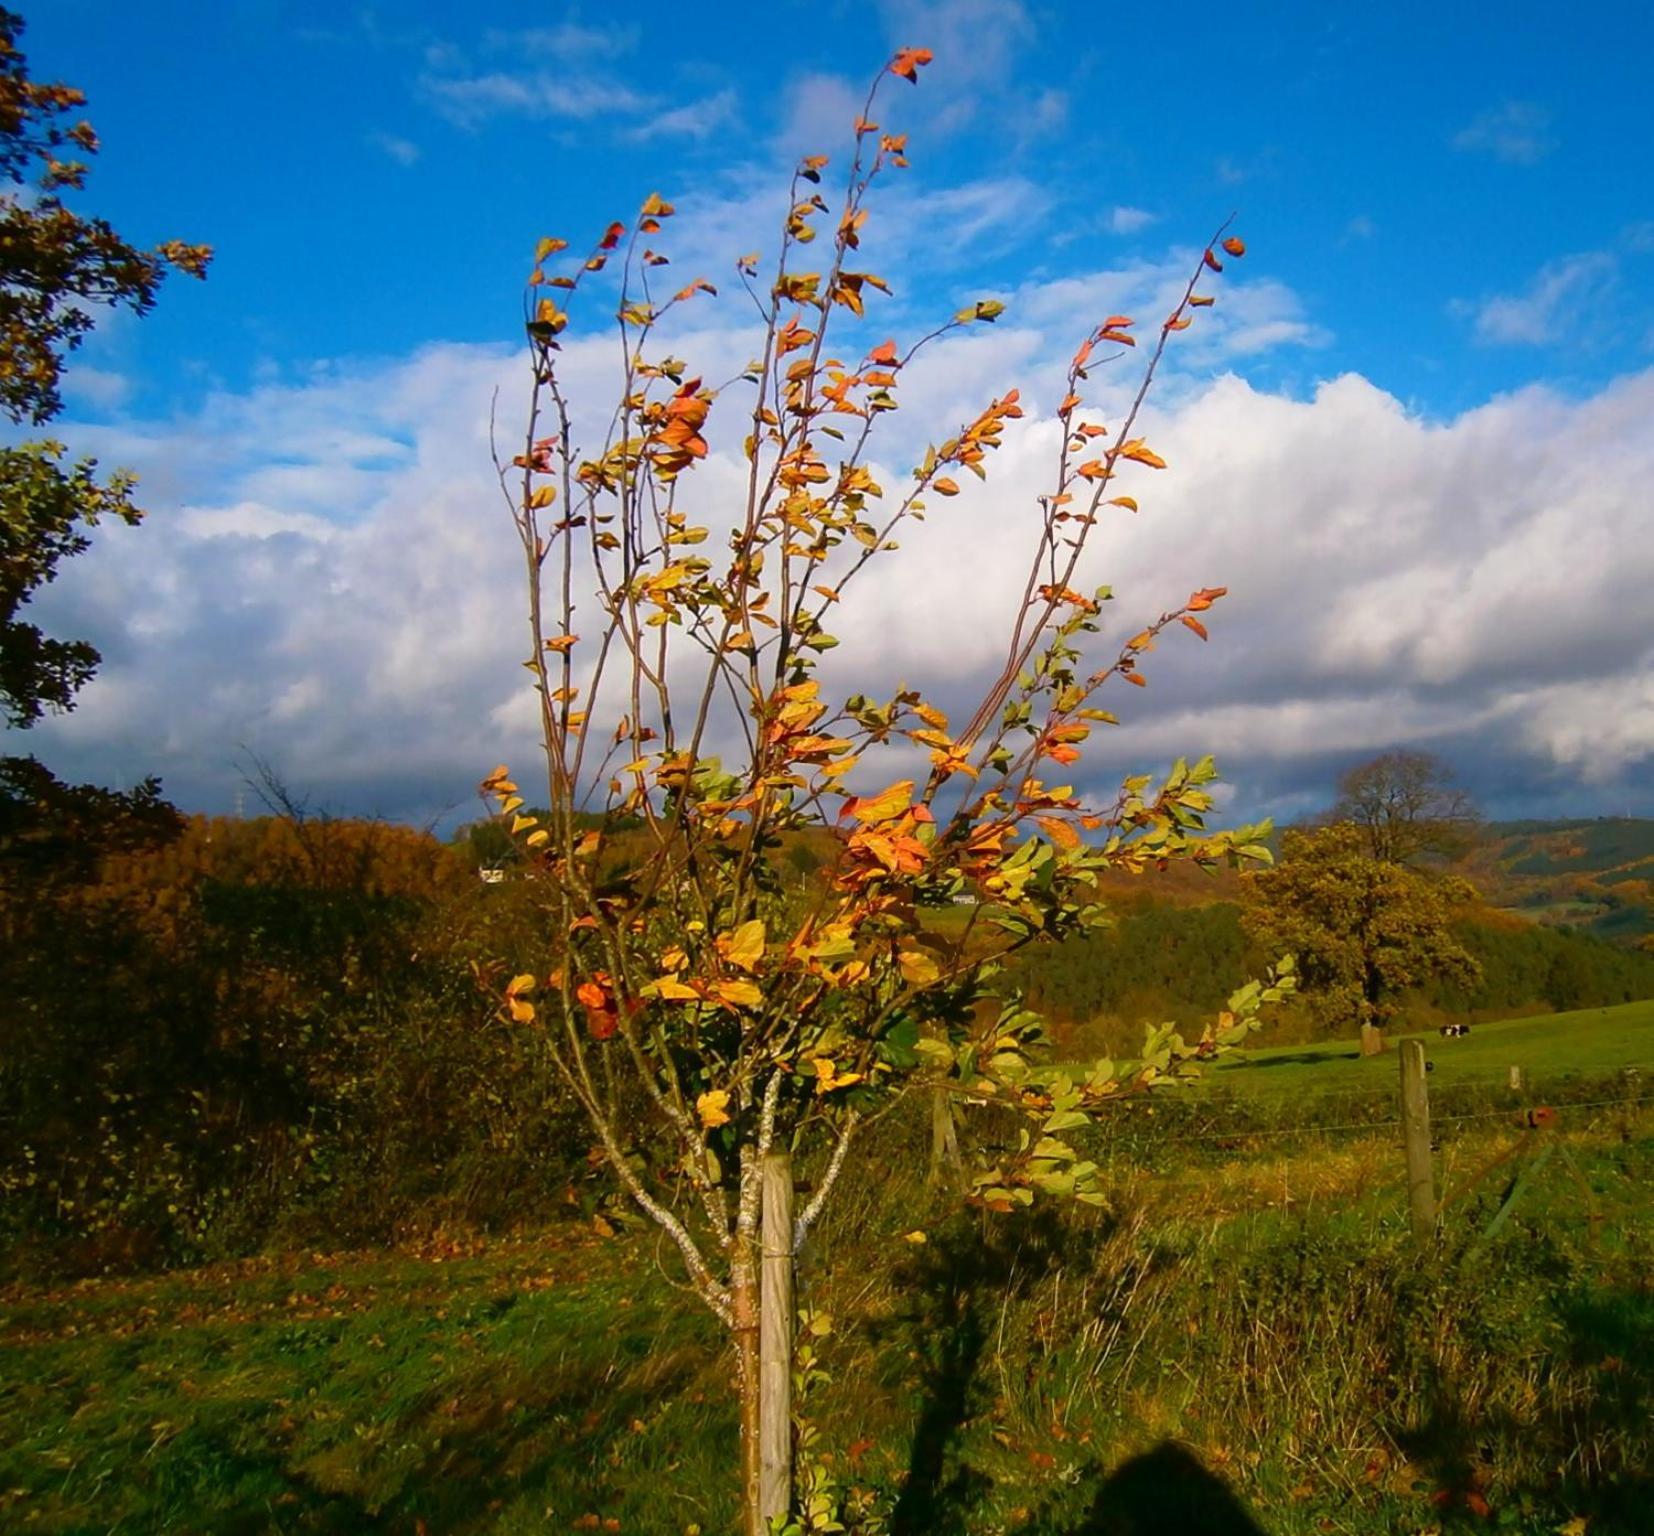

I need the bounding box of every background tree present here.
[1329,748,1481,864]
[486,49,1291,1530]
[1243,823,1478,1036]
[0,5,209,728]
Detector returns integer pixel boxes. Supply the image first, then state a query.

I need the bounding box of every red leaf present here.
[600,221,626,250]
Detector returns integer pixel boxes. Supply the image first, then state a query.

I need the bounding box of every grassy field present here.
[1203,999,1654,1099]
[4,1007,1653,1534]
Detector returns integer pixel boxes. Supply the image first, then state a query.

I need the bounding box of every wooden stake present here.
[759,1151,794,1525]
[928,1083,962,1188]
[1507,1065,1523,1092]
[1399,1039,1435,1243]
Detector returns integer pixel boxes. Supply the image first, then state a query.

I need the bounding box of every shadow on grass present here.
[1389,1264,1654,1531]
[1218,1049,1361,1072]
[883,1212,1267,1536]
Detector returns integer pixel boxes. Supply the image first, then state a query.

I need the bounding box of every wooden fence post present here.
[1507,1065,1523,1092]
[759,1151,794,1525]
[1399,1039,1435,1242]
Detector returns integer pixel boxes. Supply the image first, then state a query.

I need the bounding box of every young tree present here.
[0,5,210,729]
[486,51,1292,1529]
[1243,823,1479,1038]
[1328,749,1481,865]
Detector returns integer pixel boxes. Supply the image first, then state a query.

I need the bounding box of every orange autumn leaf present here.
[1036,815,1080,852]
[1222,236,1246,257]
[869,338,899,365]
[889,47,934,82]
[1119,440,1167,469]
[1181,615,1209,640]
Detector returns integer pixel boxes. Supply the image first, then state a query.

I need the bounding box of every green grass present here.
[6,1114,1654,1534]
[0,1238,734,1532]
[1203,999,1654,1100]
[5,1030,1654,1534]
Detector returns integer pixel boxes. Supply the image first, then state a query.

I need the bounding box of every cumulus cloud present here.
[18,256,1654,827]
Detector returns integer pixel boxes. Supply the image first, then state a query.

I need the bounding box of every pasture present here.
[1206,999,1654,1097]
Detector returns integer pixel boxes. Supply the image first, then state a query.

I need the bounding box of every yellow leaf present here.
[507,997,536,1023]
[652,977,702,1001]
[933,476,960,496]
[1108,496,1138,512]
[506,974,537,996]
[716,979,763,1009]
[544,634,579,652]
[529,485,558,508]
[898,948,942,985]
[719,919,766,973]
[526,829,550,847]
[850,779,913,824]
[812,1058,865,1095]
[511,814,539,835]
[697,1090,731,1128]
[902,1229,928,1244]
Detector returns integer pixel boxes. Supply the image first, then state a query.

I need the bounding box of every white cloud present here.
[1108,207,1157,236]
[1453,101,1555,165]
[368,131,421,166]
[481,23,639,60]
[776,73,864,155]
[22,248,1654,823]
[626,88,741,144]
[61,365,130,411]
[423,71,651,126]
[1468,251,1618,345]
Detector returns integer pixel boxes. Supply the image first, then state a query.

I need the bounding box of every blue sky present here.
[12,0,1654,826]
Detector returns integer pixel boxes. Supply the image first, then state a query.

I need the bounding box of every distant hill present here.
[1453,817,1654,946]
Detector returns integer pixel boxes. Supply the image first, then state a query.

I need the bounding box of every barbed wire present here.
[1104,1088,1653,1147]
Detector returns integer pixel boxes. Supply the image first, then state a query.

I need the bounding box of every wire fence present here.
[1089,1068,1654,1151]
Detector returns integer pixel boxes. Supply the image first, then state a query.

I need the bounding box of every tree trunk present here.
[759,1152,794,1525]
[731,1236,763,1534]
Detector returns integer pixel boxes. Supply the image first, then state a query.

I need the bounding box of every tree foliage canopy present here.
[0,5,208,728]
[1329,749,1481,865]
[1244,822,1480,1031]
